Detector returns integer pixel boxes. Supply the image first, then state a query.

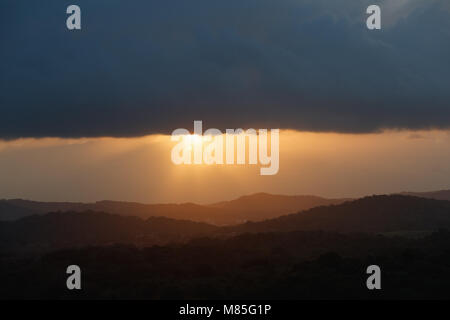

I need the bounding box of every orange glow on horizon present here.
[0,129,449,203]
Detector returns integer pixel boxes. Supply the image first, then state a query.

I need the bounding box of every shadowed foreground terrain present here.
[1,230,450,299]
[1,195,450,299]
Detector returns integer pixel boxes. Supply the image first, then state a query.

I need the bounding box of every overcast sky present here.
[1,0,449,139]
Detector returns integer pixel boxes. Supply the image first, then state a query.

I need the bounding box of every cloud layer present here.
[0,0,449,138]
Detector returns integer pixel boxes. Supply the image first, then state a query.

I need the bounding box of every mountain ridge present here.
[225,194,450,234]
[0,193,349,225]
[2,195,450,253]
[398,189,450,201]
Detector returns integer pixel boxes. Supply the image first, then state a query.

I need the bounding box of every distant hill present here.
[209,193,350,222]
[3,195,450,254]
[0,211,218,252]
[1,199,224,224]
[399,190,450,201]
[0,193,348,225]
[226,195,450,234]
[0,201,37,221]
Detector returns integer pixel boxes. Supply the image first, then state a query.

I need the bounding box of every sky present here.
[1,0,449,138]
[0,130,450,203]
[0,1,449,202]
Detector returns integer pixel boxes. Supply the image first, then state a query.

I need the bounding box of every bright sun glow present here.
[184,134,206,147]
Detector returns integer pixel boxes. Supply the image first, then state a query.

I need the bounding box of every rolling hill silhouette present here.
[209,192,350,222]
[0,211,218,252]
[3,191,449,226]
[3,194,450,300]
[0,193,348,225]
[0,201,37,221]
[399,189,450,201]
[2,195,450,253]
[226,195,450,234]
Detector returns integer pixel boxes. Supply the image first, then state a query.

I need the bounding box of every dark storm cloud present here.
[0,0,449,138]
